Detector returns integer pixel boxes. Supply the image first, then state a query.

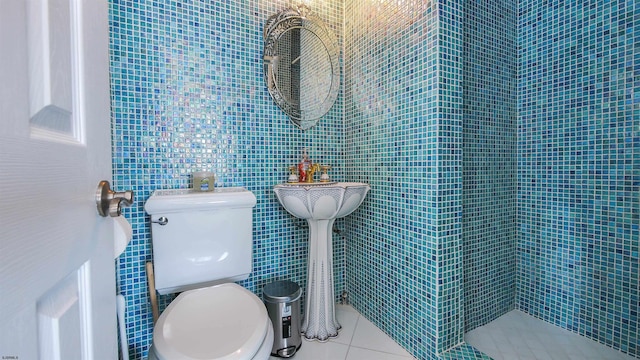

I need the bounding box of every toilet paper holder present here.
[96,180,134,217]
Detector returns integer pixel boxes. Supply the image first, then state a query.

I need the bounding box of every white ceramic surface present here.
[273,182,370,342]
[466,310,636,360]
[144,188,256,295]
[274,182,370,220]
[153,284,270,360]
[113,215,132,259]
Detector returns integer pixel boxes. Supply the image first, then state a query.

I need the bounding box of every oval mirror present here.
[263,5,340,130]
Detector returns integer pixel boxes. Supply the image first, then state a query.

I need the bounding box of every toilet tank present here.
[144,188,257,295]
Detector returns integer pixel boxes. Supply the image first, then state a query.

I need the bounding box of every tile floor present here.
[270,305,416,360]
[465,310,637,360]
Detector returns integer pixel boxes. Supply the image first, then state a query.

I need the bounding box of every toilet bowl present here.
[147,283,274,360]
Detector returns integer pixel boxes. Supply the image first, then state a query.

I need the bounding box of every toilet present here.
[144,188,273,360]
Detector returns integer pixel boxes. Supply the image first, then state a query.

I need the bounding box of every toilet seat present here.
[151,283,271,360]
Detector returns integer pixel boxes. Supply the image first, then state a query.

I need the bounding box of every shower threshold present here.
[465,310,636,360]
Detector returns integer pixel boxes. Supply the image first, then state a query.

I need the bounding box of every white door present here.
[0,0,117,359]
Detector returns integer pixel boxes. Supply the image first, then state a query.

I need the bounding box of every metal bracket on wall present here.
[340,290,349,305]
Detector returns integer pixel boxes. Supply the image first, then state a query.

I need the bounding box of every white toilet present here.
[144,188,273,360]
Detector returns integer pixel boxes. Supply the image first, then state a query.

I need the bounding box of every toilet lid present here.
[153,283,270,360]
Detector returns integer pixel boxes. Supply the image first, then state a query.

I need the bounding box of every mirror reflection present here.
[263,6,339,130]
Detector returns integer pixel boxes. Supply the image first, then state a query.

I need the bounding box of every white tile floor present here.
[465,310,637,360]
[270,305,416,360]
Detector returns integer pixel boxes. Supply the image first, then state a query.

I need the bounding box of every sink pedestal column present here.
[273,182,370,342]
[301,218,340,341]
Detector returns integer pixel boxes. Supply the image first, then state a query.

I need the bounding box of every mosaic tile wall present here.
[343,0,463,358]
[517,0,639,357]
[109,1,343,358]
[462,0,518,332]
[108,0,639,359]
[434,1,464,353]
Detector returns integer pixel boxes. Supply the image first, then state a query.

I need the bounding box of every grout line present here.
[348,344,415,358]
[348,312,360,347]
[343,345,351,360]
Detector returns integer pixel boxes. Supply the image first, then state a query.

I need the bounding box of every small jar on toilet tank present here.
[192,171,215,192]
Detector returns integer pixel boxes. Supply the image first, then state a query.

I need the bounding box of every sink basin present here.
[274,182,370,220]
[274,182,370,341]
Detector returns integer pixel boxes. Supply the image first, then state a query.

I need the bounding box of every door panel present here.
[0,0,116,358]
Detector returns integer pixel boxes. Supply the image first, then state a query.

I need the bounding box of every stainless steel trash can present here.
[263,280,302,358]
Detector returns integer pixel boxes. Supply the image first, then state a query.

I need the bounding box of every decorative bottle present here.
[298,149,312,183]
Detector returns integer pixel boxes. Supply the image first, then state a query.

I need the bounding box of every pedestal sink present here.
[274,182,370,341]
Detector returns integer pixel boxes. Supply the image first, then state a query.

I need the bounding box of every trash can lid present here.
[263,280,302,303]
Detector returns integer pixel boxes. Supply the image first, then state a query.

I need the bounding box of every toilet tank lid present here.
[144,187,257,214]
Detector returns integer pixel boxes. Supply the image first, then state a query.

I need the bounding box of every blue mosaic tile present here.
[109,0,638,359]
[344,0,463,357]
[435,0,464,353]
[517,0,639,357]
[110,1,344,358]
[462,0,518,332]
[343,1,440,359]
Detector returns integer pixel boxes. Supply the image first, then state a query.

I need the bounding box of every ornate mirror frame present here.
[263,5,340,130]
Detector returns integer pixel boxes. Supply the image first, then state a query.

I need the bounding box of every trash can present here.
[263,280,302,358]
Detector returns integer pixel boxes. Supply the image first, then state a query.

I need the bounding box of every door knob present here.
[96,180,134,217]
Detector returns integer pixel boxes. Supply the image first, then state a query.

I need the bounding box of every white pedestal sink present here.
[274,182,370,341]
